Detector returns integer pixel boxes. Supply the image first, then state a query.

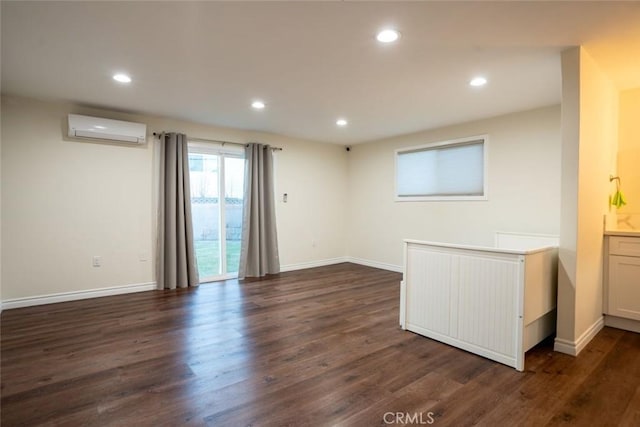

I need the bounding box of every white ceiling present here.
[2,1,640,145]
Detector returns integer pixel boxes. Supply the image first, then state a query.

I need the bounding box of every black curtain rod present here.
[152,132,282,151]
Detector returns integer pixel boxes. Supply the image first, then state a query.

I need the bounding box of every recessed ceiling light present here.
[376,29,400,43]
[336,118,348,127]
[469,76,487,87]
[113,73,132,83]
[251,100,266,110]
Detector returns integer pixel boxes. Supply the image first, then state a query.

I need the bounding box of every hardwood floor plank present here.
[2,263,639,426]
[619,384,640,427]
[545,331,640,426]
[473,327,625,427]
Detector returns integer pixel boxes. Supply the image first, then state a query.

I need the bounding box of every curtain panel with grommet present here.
[157,132,199,289]
[238,143,280,279]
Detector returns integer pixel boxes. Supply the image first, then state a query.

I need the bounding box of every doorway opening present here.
[188,145,244,282]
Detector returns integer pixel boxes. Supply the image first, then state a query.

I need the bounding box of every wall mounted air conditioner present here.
[68,114,147,144]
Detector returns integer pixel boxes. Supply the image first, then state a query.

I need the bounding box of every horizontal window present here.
[395,136,488,201]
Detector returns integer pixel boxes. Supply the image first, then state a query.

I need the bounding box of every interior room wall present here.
[274,140,347,270]
[346,105,562,270]
[1,95,347,302]
[617,87,640,213]
[556,47,618,355]
[0,104,2,311]
[1,5,3,311]
[575,48,618,338]
[2,96,155,303]
[556,48,580,346]
[0,124,2,311]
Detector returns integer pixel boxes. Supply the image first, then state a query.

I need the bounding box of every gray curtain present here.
[238,143,280,279]
[157,132,199,289]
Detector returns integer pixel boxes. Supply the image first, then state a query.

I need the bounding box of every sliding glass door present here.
[188,145,244,282]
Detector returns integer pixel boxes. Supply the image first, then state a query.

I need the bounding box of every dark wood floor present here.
[1,263,639,426]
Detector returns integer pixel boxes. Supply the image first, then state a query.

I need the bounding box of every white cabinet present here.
[400,240,557,372]
[605,236,640,322]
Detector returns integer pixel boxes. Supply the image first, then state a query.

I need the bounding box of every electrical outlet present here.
[92,256,102,267]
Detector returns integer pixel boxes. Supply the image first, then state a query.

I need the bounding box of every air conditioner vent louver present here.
[68,114,147,144]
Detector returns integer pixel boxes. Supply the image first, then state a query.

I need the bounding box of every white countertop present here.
[605,214,640,237]
[404,239,557,255]
[605,229,640,237]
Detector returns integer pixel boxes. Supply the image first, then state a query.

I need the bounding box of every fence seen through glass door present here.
[188,149,244,282]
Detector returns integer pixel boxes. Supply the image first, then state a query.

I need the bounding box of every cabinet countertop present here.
[605,214,640,237]
[605,229,640,237]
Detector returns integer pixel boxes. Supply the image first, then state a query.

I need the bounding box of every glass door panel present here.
[188,147,244,282]
[224,157,245,273]
[189,153,221,280]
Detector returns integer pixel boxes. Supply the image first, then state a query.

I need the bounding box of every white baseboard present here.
[280,257,349,273]
[604,315,640,333]
[1,282,157,310]
[346,257,403,273]
[0,257,401,310]
[279,256,402,274]
[554,316,604,356]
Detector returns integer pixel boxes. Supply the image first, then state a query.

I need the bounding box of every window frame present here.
[394,135,489,202]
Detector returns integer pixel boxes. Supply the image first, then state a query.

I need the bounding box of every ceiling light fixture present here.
[336,119,348,127]
[469,76,487,87]
[251,100,266,110]
[376,29,400,43]
[113,73,132,83]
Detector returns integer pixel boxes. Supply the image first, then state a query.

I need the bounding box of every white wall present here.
[556,47,618,354]
[275,141,347,268]
[3,96,154,301]
[0,108,2,309]
[617,87,640,213]
[1,95,347,301]
[347,105,561,269]
[557,48,580,343]
[575,49,617,338]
